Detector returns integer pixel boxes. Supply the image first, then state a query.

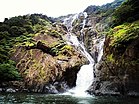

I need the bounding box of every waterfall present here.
[63,12,104,96]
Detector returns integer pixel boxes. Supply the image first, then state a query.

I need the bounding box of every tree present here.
[112,0,139,26]
[9,26,26,36]
[0,31,10,40]
[0,60,21,81]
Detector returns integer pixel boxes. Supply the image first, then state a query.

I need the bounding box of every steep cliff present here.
[87,0,139,96]
[89,22,139,96]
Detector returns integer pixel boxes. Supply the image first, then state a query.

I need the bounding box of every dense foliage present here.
[84,0,125,16]
[112,0,139,26]
[0,60,21,81]
[106,0,139,60]
[107,21,139,55]
[0,14,52,82]
[108,0,139,52]
[105,0,139,80]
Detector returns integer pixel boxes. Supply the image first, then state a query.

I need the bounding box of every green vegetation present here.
[106,0,139,56]
[108,23,139,49]
[104,0,139,79]
[112,0,139,26]
[0,14,53,82]
[0,60,21,81]
[107,54,114,62]
[84,0,124,15]
[46,29,62,39]
[49,41,66,56]
[59,45,73,56]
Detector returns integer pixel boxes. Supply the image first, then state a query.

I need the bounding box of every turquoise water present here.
[0,93,139,104]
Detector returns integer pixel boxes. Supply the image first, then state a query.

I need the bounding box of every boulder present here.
[10,25,86,93]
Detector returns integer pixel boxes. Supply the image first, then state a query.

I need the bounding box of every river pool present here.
[0,93,139,104]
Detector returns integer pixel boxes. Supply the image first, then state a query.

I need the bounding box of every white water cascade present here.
[63,12,105,96]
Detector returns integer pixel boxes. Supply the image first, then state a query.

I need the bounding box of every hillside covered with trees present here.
[0,14,52,82]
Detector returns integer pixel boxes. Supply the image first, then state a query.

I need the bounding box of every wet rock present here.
[88,23,139,96]
[127,92,139,97]
[44,84,59,94]
[54,82,69,93]
[22,89,29,92]
[88,80,121,96]
[6,88,16,93]
[0,88,2,92]
[48,85,59,94]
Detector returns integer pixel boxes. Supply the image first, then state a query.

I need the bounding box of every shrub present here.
[0,60,21,81]
[9,26,26,36]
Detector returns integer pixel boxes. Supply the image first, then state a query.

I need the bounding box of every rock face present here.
[88,23,139,96]
[10,23,86,93]
[69,12,106,63]
[68,0,139,96]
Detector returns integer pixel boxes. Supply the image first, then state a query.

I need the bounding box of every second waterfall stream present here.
[62,12,105,96]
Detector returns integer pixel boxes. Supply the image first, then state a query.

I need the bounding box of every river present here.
[0,93,139,104]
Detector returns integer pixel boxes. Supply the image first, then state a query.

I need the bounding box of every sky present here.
[0,0,114,22]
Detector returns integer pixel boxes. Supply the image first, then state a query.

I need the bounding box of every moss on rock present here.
[94,21,139,95]
[10,22,86,92]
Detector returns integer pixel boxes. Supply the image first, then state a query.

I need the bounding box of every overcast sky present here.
[0,0,114,22]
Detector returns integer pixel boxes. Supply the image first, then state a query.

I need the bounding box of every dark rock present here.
[88,80,121,96]
[36,41,51,53]
[127,92,139,97]
[44,84,58,94]
[49,85,59,94]
[87,24,139,96]
[53,82,69,93]
[62,67,80,88]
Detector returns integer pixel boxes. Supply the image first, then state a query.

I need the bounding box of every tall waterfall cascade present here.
[63,12,105,96]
